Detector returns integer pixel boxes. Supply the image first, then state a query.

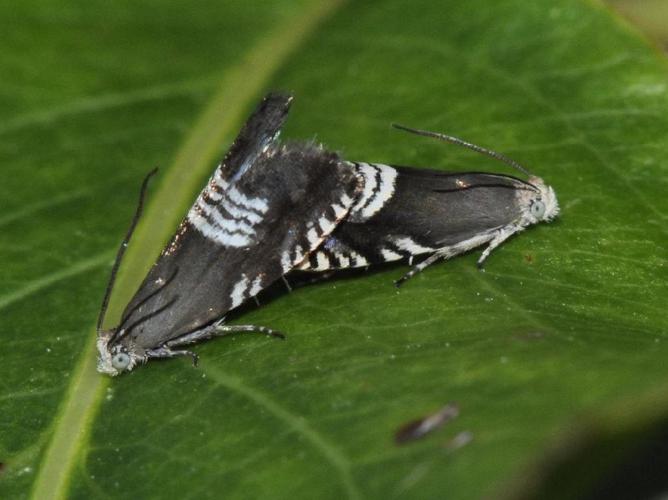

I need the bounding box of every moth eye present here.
[111,352,131,371]
[530,200,546,219]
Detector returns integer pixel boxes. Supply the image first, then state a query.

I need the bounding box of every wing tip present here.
[261,91,294,113]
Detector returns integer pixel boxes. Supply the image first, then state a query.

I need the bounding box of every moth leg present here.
[281,276,293,292]
[145,346,199,366]
[395,252,443,287]
[215,324,286,339]
[167,323,285,348]
[477,227,518,268]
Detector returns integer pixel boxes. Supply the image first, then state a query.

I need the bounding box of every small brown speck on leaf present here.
[395,403,459,445]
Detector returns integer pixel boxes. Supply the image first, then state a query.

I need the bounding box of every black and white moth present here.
[97,93,361,375]
[295,125,559,285]
[97,92,559,376]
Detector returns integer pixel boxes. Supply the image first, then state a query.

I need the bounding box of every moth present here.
[295,124,560,285]
[97,93,361,375]
[97,92,559,376]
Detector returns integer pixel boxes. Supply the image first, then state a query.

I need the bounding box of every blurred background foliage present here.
[609,0,668,50]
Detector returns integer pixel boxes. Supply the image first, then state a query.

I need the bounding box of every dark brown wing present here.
[112,94,360,351]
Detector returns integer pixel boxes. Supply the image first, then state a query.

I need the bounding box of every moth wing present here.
[218,92,293,182]
[298,165,530,270]
[387,166,528,244]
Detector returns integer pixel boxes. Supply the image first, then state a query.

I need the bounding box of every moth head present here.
[96,328,141,376]
[518,176,559,226]
[389,124,561,227]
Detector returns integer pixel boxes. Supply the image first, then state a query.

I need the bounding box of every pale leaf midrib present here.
[29,1,346,498]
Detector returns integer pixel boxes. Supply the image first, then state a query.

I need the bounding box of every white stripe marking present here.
[318,216,331,233]
[248,276,263,297]
[392,236,435,255]
[361,164,397,219]
[349,251,369,267]
[293,244,305,264]
[380,247,403,261]
[187,210,252,247]
[316,252,329,270]
[188,175,269,247]
[214,168,229,190]
[198,202,254,235]
[340,193,353,207]
[220,198,263,224]
[230,275,250,308]
[205,183,223,202]
[306,227,319,245]
[280,251,292,273]
[349,163,397,221]
[351,163,378,215]
[331,203,347,218]
[228,186,268,213]
[335,254,350,268]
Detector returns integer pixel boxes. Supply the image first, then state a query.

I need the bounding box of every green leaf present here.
[1,0,667,499]
[496,385,668,499]
[610,0,668,48]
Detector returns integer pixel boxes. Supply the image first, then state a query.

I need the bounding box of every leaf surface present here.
[1,1,667,499]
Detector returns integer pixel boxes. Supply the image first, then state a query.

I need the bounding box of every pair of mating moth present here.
[97,93,559,376]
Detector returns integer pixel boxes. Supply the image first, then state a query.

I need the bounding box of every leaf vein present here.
[203,365,361,500]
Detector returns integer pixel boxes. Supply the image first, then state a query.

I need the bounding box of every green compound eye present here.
[111,351,131,370]
[530,200,546,219]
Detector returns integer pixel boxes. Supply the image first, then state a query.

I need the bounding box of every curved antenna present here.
[97,168,158,334]
[392,123,535,178]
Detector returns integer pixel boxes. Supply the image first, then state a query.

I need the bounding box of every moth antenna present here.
[392,123,536,179]
[97,168,158,334]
